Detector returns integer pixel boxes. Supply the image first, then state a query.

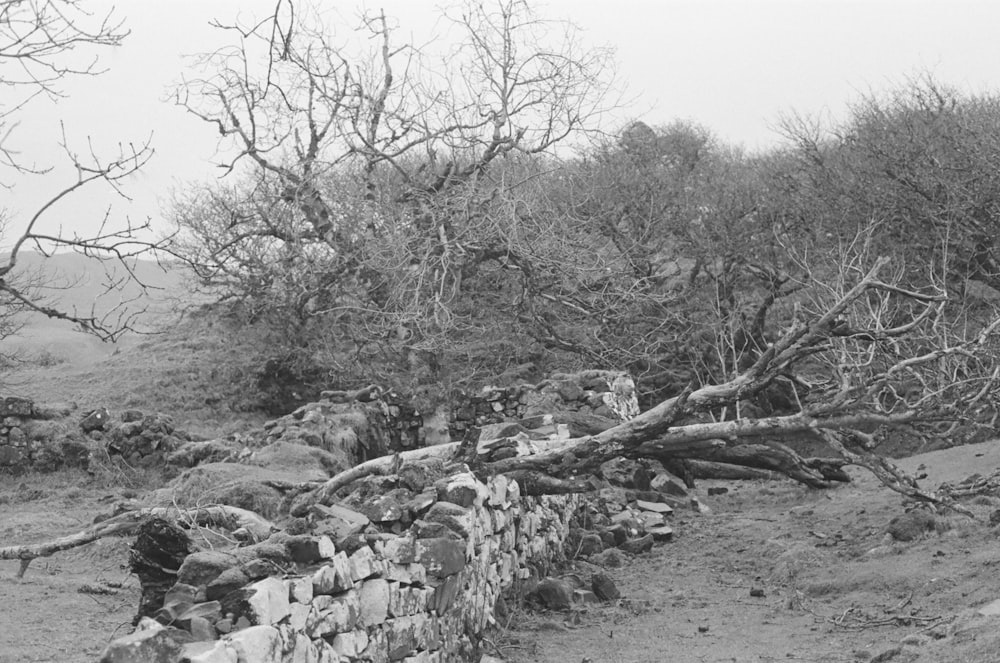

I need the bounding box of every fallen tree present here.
[290,255,1000,516]
[0,505,273,578]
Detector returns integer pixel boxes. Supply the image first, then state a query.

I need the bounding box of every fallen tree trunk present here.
[669,443,851,489]
[0,505,274,578]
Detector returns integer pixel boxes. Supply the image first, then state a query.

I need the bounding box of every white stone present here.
[317,535,336,559]
[247,577,290,625]
[288,576,314,604]
[312,553,354,595]
[978,598,1000,616]
[331,629,369,658]
[359,578,390,626]
[226,625,282,663]
[287,633,319,663]
[180,641,238,663]
[307,589,360,638]
[349,546,378,581]
[288,602,311,631]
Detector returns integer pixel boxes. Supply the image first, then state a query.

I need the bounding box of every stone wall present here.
[100,471,583,663]
[0,397,90,473]
[449,371,639,438]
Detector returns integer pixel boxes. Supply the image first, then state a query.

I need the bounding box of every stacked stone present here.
[99,471,586,663]
[261,396,431,466]
[105,411,193,467]
[450,371,639,438]
[0,396,36,470]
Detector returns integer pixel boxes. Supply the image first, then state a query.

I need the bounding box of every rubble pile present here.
[449,371,638,439]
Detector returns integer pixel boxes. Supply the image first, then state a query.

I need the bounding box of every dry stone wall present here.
[0,397,90,473]
[100,471,583,663]
[449,371,639,438]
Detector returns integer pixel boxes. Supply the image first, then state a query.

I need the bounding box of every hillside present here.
[0,252,271,438]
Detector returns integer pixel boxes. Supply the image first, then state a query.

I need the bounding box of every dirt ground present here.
[497,441,1000,663]
[4,443,1000,663]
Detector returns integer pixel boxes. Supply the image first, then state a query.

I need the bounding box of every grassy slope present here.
[1,253,269,438]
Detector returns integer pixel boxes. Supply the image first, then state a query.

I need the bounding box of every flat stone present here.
[648,525,674,542]
[385,615,423,660]
[573,589,600,604]
[99,626,188,663]
[288,576,314,604]
[226,626,282,663]
[205,568,250,602]
[349,546,379,581]
[312,553,355,595]
[307,589,360,638]
[178,551,240,588]
[619,534,654,555]
[246,577,290,625]
[650,473,688,496]
[381,536,418,564]
[591,572,621,601]
[425,501,475,538]
[416,537,466,578]
[330,629,369,659]
[187,617,216,642]
[179,641,237,663]
[361,494,407,523]
[436,472,488,508]
[358,578,390,626]
[635,499,674,515]
[978,598,1000,616]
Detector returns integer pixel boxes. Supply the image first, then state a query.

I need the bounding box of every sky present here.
[6,0,1000,248]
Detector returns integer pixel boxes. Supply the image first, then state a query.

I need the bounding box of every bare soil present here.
[4,444,1000,663]
[497,441,1000,663]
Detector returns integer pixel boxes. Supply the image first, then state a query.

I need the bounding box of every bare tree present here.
[0,0,168,344]
[171,0,616,388]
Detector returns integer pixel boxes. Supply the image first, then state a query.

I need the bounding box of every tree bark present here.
[0,505,274,577]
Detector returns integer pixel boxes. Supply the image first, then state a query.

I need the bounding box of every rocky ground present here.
[5,441,1000,663]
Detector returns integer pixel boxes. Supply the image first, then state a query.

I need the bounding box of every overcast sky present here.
[7,0,1000,247]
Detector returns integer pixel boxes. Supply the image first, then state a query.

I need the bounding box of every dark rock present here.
[590,548,625,569]
[887,510,938,542]
[121,410,145,422]
[81,408,111,432]
[130,519,193,624]
[433,574,462,613]
[529,578,573,611]
[619,534,654,555]
[0,397,34,417]
[651,472,688,497]
[574,533,604,557]
[417,537,466,578]
[361,494,408,524]
[410,519,461,540]
[425,501,473,538]
[398,463,432,492]
[648,525,674,542]
[989,509,1000,527]
[591,572,621,601]
[707,486,729,496]
[206,568,251,602]
[177,551,240,588]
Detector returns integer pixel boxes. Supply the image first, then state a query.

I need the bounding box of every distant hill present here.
[0,251,195,363]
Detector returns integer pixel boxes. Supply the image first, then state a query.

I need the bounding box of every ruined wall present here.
[0,397,91,473]
[449,371,639,438]
[100,471,582,663]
